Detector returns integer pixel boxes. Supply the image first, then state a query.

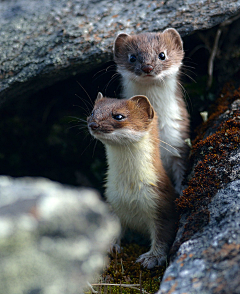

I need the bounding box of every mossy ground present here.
[87,244,165,294]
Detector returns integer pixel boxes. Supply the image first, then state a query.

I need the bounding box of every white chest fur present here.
[122,73,184,158]
[105,133,159,235]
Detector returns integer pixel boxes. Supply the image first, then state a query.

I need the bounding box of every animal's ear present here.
[130,95,154,120]
[96,92,104,101]
[113,33,129,58]
[162,28,183,51]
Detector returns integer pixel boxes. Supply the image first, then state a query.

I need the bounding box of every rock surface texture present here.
[0,176,120,294]
[158,88,240,293]
[1,0,240,103]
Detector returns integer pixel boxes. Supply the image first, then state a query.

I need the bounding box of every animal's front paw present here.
[136,251,167,269]
[108,243,122,254]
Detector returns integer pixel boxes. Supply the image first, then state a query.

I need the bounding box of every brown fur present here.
[88,93,177,268]
[113,28,190,193]
[88,96,154,134]
[114,29,184,77]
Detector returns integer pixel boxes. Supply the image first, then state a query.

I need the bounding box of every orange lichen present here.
[170,85,240,254]
[176,84,240,213]
[192,82,239,144]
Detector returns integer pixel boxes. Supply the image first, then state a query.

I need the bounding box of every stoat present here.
[87,92,176,269]
[113,28,190,194]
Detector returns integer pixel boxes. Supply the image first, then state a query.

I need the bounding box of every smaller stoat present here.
[113,28,190,194]
[87,92,176,269]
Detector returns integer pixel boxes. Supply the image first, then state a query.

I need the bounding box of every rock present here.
[158,89,240,293]
[159,181,240,294]
[0,176,120,294]
[1,0,240,104]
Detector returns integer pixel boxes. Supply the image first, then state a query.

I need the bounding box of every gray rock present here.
[159,180,240,294]
[158,100,240,293]
[1,0,240,103]
[0,176,120,294]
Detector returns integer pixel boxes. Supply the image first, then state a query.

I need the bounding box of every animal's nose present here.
[88,122,99,130]
[141,64,153,74]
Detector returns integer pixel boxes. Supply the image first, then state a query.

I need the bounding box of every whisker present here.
[160,144,178,156]
[74,94,92,115]
[67,116,87,123]
[67,124,88,131]
[75,94,93,109]
[183,56,198,63]
[92,64,116,79]
[104,73,121,94]
[181,67,197,78]
[92,139,98,158]
[159,140,178,151]
[177,80,188,97]
[80,136,95,156]
[177,81,193,113]
[71,104,90,117]
[181,64,196,70]
[114,81,123,97]
[179,70,197,83]
[76,81,93,107]
[77,128,91,139]
[92,70,117,84]
[181,67,196,76]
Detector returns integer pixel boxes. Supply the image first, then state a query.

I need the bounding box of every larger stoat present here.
[87,92,176,269]
[113,28,190,193]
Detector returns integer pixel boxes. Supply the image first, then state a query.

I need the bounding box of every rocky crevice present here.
[159,86,240,293]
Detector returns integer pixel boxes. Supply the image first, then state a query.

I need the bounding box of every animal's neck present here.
[122,74,182,128]
[105,132,159,186]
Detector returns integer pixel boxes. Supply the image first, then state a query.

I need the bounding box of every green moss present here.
[88,244,165,294]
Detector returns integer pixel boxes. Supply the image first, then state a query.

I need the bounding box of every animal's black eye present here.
[129,54,137,63]
[112,114,125,121]
[159,52,165,60]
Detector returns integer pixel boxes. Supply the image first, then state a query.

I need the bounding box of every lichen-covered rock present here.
[158,89,240,293]
[1,0,240,103]
[0,176,120,294]
[159,180,240,294]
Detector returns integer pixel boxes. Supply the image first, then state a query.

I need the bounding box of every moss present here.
[88,244,165,294]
